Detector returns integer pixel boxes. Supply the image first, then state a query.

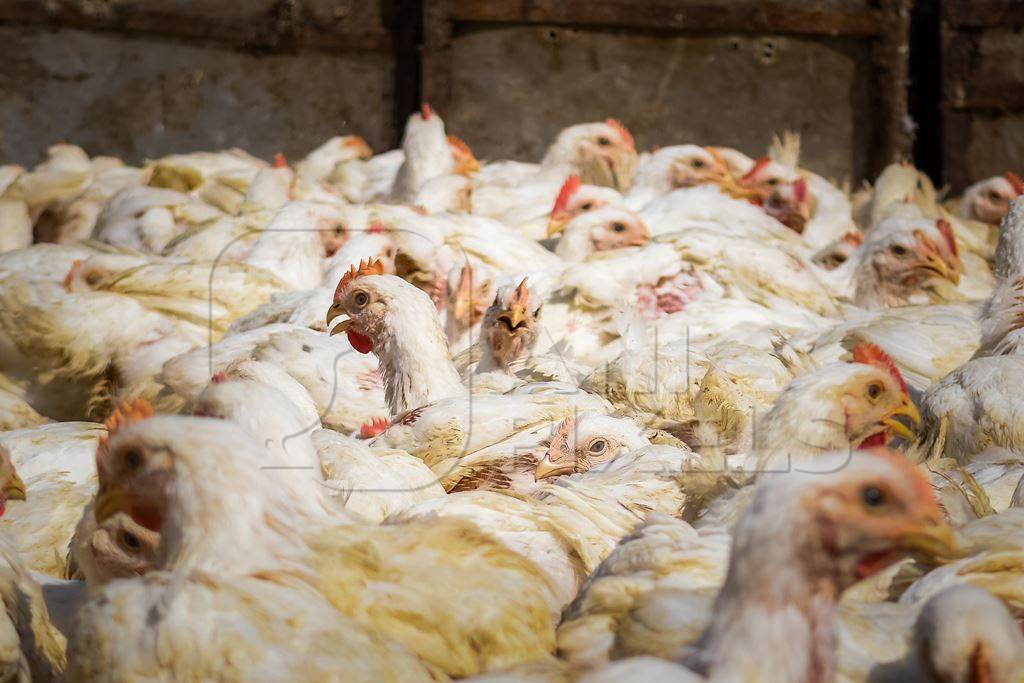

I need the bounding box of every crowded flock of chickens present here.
[0,104,1023,682]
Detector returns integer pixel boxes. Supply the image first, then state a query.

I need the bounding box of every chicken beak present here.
[459,156,481,175]
[899,519,958,561]
[507,304,527,331]
[548,213,569,237]
[883,398,922,441]
[452,266,474,322]
[94,487,128,524]
[4,474,26,502]
[535,454,574,481]
[326,302,351,335]
[925,255,960,285]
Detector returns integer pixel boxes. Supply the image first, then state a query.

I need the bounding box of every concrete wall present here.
[445,25,872,182]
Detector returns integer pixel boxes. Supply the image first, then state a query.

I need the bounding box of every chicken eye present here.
[891,245,908,256]
[988,191,1002,201]
[596,136,611,147]
[767,178,779,186]
[120,530,141,551]
[866,382,883,400]
[353,291,369,308]
[333,226,345,236]
[861,486,886,507]
[831,254,847,265]
[123,450,142,470]
[611,222,626,233]
[588,439,607,454]
[691,159,706,169]
[581,202,593,211]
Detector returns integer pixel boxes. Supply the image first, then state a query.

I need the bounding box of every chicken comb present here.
[446,135,473,158]
[62,259,82,290]
[552,175,581,216]
[553,415,575,439]
[1005,171,1024,196]
[842,231,864,247]
[793,177,809,205]
[210,371,228,384]
[334,258,386,299]
[421,103,433,120]
[512,277,530,305]
[272,153,287,168]
[367,221,386,234]
[740,156,773,185]
[97,398,155,463]
[457,261,473,287]
[851,342,906,393]
[935,219,958,258]
[359,417,390,439]
[344,136,369,149]
[606,119,634,149]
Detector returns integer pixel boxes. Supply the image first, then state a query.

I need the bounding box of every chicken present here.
[848,214,964,309]
[544,174,624,239]
[470,120,639,229]
[444,412,654,494]
[956,172,1024,226]
[553,207,650,262]
[86,412,558,678]
[869,584,1024,683]
[0,535,67,682]
[624,145,731,209]
[327,258,464,413]
[562,449,953,682]
[391,104,463,201]
[917,356,1024,464]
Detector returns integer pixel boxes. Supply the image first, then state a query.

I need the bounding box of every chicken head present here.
[535,413,649,480]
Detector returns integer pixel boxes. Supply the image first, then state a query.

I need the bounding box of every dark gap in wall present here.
[908,0,943,185]
[387,0,424,147]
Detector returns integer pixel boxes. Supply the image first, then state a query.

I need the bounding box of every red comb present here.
[421,103,432,120]
[97,398,155,470]
[447,135,472,157]
[935,219,958,258]
[552,175,581,216]
[852,343,906,393]
[606,119,634,149]
[359,417,390,439]
[1005,171,1024,196]
[842,231,863,247]
[62,259,82,290]
[334,258,385,299]
[793,177,808,205]
[512,277,530,305]
[553,415,575,439]
[740,156,772,185]
[273,153,287,168]
[210,371,228,384]
[367,222,385,234]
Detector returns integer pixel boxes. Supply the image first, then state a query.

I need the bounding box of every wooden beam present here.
[944,0,1024,29]
[448,0,890,37]
[0,0,391,52]
[949,83,1024,112]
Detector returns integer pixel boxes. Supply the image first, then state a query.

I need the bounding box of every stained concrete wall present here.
[445,25,872,182]
[0,26,393,167]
